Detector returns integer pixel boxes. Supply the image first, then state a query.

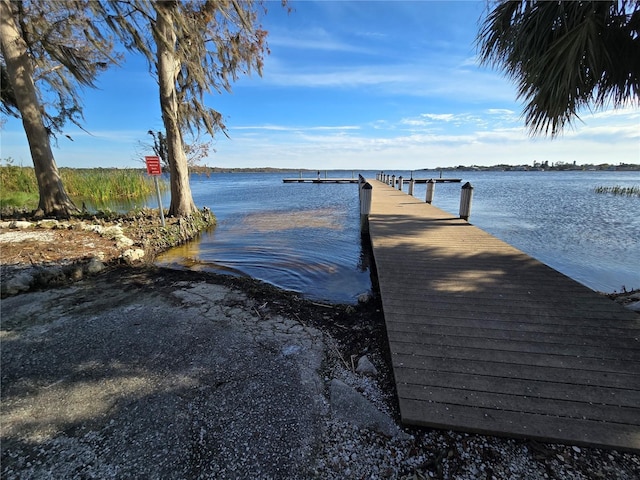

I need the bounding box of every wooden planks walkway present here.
[366,179,640,452]
[282,177,461,184]
[282,178,360,183]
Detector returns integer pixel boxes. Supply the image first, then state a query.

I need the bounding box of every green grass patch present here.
[60,168,165,206]
[0,191,39,210]
[594,185,640,197]
[1,163,167,210]
[0,163,39,194]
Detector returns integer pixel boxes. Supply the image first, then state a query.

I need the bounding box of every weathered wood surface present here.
[395,178,462,184]
[282,177,462,184]
[282,178,359,183]
[366,179,640,452]
[378,177,462,184]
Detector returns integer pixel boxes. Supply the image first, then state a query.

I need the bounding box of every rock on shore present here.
[0,209,215,297]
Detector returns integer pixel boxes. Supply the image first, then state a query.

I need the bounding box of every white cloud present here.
[212,113,638,171]
[486,108,516,116]
[265,64,413,88]
[268,27,374,54]
[588,105,640,121]
[233,124,360,132]
[460,56,480,68]
[211,132,639,171]
[422,114,457,122]
[259,53,518,103]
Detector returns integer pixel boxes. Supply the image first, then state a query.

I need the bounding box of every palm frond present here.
[478,0,640,137]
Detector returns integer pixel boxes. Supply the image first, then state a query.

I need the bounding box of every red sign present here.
[145,156,162,175]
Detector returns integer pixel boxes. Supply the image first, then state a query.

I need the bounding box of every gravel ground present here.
[2,267,639,479]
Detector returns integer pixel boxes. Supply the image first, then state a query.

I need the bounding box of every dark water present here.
[156,172,371,304]
[155,170,640,303]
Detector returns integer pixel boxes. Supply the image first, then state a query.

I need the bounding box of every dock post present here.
[360,181,372,232]
[459,182,474,220]
[398,176,403,191]
[360,182,372,215]
[409,178,415,196]
[391,175,396,188]
[426,178,435,204]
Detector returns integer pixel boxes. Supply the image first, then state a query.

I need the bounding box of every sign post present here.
[145,156,165,227]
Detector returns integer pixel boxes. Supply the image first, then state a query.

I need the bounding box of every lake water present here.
[155,170,640,303]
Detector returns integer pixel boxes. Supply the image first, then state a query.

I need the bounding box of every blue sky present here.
[1,0,639,170]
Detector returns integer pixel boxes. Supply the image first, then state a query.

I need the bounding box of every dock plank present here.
[396,370,640,409]
[282,178,359,183]
[392,354,639,390]
[400,398,640,452]
[366,179,640,452]
[386,329,640,361]
[397,383,640,424]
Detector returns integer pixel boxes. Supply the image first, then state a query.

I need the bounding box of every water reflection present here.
[156,170,639,302]
[238,208,344,232]
[156,194,372,304]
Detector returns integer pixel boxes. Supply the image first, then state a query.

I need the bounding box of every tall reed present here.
[60,168,164,205]
[0,163,38,193]
[1,164,167,209]
[0,163,39,208]
[594,185,640,197]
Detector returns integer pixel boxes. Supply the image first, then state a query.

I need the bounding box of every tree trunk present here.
[0,0,78,218]
[154,2,197,217]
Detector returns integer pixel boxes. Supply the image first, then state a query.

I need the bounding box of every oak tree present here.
[98,0,277,216]
[0,0,116,217]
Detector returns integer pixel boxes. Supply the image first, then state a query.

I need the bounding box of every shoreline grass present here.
[0,165,167,210]
[594,185,640,197]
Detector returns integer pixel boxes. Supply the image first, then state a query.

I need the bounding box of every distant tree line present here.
[1,0,638,218]
[435,162,640,172]
[1,0,285,217]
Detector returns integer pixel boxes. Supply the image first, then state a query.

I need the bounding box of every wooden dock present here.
[282,177,461,184]
[398,178,462,183]
[282,178,359,183]
[366,179,640,452]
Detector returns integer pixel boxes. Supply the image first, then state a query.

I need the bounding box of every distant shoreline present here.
[202,163,640,174]
[29,164,638,174]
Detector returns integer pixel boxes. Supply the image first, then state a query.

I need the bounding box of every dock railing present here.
[372,172,474,220]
